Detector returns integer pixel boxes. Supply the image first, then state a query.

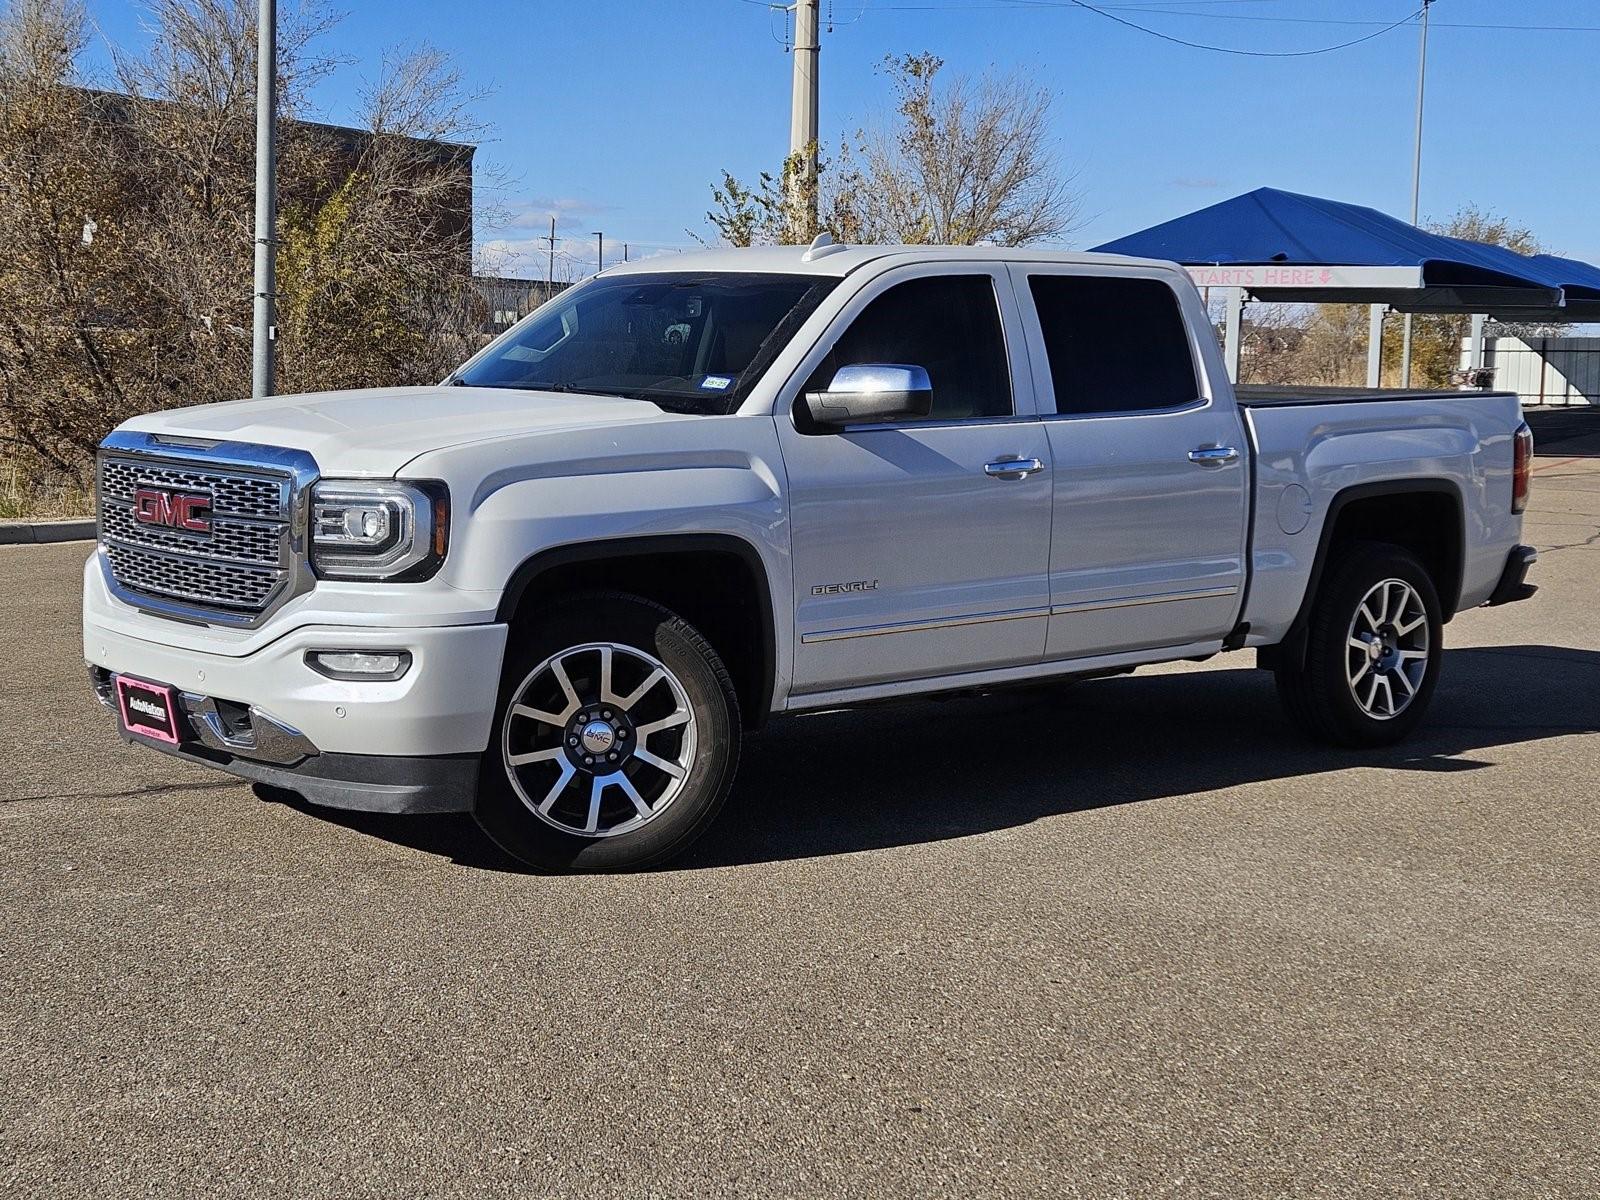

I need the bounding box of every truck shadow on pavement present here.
[1526,406,1600,458]
[261,644,1600,872]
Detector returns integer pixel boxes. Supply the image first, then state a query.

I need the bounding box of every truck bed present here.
[1235,384,1517,408]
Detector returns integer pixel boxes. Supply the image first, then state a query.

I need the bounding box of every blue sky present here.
[77,1,1600,278]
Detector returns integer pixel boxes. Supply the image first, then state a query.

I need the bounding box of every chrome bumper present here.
[89,665,477,813]
[91,664,317,765]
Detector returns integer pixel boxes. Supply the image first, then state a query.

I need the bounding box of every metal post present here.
[546,215,556,291]
[1469,313,1486,371]
[592,231,603,274]
[789,0,820,234]
[1223,288,1244,384]
[1400,0,1432,389]
[250,0,276,398]
[1367,304,1386,388]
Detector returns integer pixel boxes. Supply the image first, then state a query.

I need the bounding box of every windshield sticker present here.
[699,375,733,391]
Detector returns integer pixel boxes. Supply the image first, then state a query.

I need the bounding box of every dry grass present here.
[0,459,93,520]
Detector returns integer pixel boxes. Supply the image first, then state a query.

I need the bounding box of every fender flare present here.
[1265,479,1466,670]
[495,532,780,724]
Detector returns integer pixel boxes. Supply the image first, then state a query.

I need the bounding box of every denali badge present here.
[133,488,213,535]
[811,579,879,596]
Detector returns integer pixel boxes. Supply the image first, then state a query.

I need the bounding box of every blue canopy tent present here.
[1093,188,1600,384]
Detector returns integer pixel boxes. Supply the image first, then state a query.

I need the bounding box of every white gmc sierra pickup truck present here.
[85,242,1538,871]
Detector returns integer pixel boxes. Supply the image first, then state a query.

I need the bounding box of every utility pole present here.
[592,231,604,275]
[250,0,276,398]
[545,215,556,293]
[623,243,629,263]
[788,0,820,234]
[1400,0,1432,389]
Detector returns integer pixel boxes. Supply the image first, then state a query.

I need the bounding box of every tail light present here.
[1511,422,1533,514]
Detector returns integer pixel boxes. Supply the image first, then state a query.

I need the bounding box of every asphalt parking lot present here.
[3,426,1597,1198]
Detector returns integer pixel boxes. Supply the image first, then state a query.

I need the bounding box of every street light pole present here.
[1400,0,1432,389]
[250,0,276,398]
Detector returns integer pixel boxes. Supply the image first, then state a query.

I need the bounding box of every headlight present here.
[310,480,449,581]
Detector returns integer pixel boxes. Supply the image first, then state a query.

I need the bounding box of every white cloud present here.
[499,194,615,232]
[477,234,696,281]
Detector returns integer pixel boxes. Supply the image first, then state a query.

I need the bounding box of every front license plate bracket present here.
[114,675,184,745]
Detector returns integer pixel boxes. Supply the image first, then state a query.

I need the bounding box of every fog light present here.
[305,649,412,681]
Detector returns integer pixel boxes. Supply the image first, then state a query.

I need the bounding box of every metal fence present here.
[1467,336,1600,407]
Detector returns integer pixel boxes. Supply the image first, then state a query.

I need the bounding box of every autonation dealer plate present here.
[114,675,182,745]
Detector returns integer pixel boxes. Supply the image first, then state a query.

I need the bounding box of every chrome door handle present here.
[984,456,1045,480]
[1188,445,1239,467]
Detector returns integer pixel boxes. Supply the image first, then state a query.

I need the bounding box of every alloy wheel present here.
[501,641,696,837]
[1344,578,1430,720]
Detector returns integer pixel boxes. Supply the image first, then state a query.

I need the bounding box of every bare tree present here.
[704,147,820,248]
[0,0,142,478]
[108,0,341,403]
[708,53,1079,248]
[275,45,487,391]
[837,54,1078,246]
[0,0,491,497]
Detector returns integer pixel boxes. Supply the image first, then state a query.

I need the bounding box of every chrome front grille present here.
[103,541,284,610]
[100,458,285,519]
[101,501,284,567]
[96,434,317,625]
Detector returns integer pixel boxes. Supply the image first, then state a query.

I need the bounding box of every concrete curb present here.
[0,519,95,545]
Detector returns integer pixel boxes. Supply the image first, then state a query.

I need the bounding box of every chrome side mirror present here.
[803,364,933,427]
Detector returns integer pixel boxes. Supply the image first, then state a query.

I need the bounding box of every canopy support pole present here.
[1366,305,1386,388]
[1400,313,1415,388]
[1223,288,1244,383]
[1469,313,1487,370]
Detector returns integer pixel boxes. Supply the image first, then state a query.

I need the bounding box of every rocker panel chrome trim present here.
[800,605,1050,644]
[1049,585,1238,616]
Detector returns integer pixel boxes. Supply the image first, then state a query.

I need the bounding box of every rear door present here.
[776,264,1053,694]
[1008,265,1250,659]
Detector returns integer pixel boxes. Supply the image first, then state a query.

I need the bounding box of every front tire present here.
[1275,542,1443,748]
[474,592,741,872]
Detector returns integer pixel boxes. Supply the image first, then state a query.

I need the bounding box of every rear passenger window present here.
[805,275,1012,421]
[1029,275,1199,415]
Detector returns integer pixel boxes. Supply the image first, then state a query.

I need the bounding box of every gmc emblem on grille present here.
[132,488,213,535]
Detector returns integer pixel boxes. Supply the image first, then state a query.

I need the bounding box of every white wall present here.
[1462,336,1600,407]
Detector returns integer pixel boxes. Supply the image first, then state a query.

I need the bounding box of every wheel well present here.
[1324,489,1464,618]
[500,538,775,730]
[1262,482,1464,672]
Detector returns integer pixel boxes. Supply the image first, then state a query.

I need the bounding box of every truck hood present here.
[119,385,681,476]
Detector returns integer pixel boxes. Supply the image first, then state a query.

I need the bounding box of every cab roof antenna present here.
[802,232,847,262]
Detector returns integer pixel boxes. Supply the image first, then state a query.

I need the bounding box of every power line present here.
[967,0,1427,56]
[1107,7,1600,33]
[808,0,1600,32]
[738,0,1298,12]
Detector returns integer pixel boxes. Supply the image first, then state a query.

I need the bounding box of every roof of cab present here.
[598,243,1179,278]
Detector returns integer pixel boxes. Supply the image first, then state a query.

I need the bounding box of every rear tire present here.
[1275,542,1443,748]
[474,591,741,872]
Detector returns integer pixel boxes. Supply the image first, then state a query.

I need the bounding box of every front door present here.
[1008,265,1250,660]
[777,266,1054,696]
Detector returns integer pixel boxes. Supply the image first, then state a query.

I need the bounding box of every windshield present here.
[454,271,838,415]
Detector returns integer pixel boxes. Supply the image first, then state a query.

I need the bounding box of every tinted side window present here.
[1029,275,1199,415]
[806,275,1012,421]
